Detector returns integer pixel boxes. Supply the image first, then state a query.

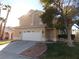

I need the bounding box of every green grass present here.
[42,42,79,59]
[0,39,15,45]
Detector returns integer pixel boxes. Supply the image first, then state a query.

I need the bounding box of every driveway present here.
[0,40,37,59]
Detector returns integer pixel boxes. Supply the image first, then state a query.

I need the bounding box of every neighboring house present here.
[72,29,79,42]
[3,27,14,40]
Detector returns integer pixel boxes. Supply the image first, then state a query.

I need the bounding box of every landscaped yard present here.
[41,42,79,59]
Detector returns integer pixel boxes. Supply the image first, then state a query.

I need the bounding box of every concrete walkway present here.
[0,40,37,59]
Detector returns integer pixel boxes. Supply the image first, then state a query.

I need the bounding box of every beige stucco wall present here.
[45,28,59,41]
[13,29,20,38]
[52,28,59,41]
[19,15,32,27]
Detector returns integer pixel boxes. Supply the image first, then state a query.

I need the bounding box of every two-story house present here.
[13,10,47,41]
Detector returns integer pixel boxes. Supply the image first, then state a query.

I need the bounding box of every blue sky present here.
[0,0,43,27]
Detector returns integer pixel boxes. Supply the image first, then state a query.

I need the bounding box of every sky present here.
[0,0,78,30]
[0,0,43,27]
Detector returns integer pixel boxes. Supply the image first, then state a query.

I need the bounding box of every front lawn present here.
[42,42,79,59]
[0,40,15,45]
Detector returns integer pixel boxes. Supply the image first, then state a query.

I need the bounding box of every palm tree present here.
[0,17,4,40]
[0,4,11,40]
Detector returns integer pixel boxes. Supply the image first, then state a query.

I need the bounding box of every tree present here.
[40,7,59,28]
[40,0,79,47]
[0,4,11,40]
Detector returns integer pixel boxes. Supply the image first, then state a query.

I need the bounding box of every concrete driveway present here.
[0,40,37,59]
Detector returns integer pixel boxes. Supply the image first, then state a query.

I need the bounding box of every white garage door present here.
[21,32,43,41]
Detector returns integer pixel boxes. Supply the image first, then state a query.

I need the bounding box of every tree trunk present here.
[0,22,3,40]
[1,9,10,40]
[67,24,74,47]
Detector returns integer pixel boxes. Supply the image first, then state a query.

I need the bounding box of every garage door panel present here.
[22,32,43,41]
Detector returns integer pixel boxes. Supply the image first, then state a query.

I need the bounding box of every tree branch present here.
[65,0,72,16]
